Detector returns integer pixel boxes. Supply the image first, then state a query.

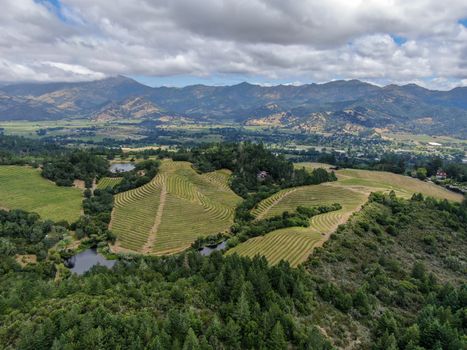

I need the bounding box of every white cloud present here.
[0,0,466,89]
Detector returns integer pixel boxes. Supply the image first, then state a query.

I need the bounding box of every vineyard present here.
[227,184,368,266]
[96,177,122,189]
[336,168,462,201]
[0,165,82,222]
[227,165,463,266]
[110,160,241,255]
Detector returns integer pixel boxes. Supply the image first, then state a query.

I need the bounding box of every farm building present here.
[257,171,269,181]
[436,169,447,180]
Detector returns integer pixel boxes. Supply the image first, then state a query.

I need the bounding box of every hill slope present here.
[110,160,241,254]
[228,165,463,266]
[1,77,467,136]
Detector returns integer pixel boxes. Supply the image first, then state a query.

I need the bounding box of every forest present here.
[0,194,465,349]
[0,135,465,349]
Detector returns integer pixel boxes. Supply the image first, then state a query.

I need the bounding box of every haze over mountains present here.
[1,76,466,137]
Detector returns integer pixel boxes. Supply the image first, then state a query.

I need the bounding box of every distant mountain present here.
[0,76,152,118]
[1,76,466,137]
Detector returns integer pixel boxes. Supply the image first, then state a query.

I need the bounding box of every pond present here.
[198,241,227,256]
[65,248,116,275]
[109,163,135,173]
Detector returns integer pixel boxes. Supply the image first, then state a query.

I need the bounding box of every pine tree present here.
[182,328,200,350]
[268,321,287,350]
[234,291,250,324]
[223,318,241,349]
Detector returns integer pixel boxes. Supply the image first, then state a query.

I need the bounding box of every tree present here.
[223,318,241,349]
[411,262,426,280]
[416,167,427,180]
[268,322,287,350]
[234,291,251,324]
[182,328,200,350]
[374,332,398,350]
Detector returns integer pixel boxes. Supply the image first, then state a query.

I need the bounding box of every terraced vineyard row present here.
[336,168,462,201]
[227,227,323,266]
[254,184,366,220]
[228,164,463,267]
[201,170,232,192]
[96,177,122,189]
[111,160,241,255]
[251,188,296,219]
[111,185,162,251]
[228,184,368,266]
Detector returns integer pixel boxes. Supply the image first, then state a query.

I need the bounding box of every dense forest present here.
[0,194,465,349]
[42,150,109,187]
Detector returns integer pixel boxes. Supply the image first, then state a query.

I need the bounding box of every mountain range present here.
[1,76,466,137]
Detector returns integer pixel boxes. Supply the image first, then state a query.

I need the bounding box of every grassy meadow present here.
[0,166,82,222]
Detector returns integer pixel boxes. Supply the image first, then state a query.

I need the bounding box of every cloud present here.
[0,0,466,89]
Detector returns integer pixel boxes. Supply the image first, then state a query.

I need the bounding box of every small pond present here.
[198,241,227,256]
[109,163,135,173]
[65,248,116,275]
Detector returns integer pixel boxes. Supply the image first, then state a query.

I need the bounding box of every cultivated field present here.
[96,177,122,189]
[336,168,462,201]
[110,160,241,255]
[228,165,463,266]
[0,166,82,222]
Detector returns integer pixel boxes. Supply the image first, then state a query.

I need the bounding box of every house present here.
[436,169,447,180]
[257,171,269,181]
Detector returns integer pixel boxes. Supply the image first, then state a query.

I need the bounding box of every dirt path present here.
[255,188,297,221]
[142,181,167,253]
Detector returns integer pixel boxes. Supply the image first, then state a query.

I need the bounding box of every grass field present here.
[227,165,463,266]
[110,160,241,255]
[0,165,82,222]
[96,177,122,189]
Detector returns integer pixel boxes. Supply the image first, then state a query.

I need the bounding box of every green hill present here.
[110,160,241,254]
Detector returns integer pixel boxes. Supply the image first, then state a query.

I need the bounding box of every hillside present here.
[1,77,467,137]
[110,159,241,255]
[305,194,466,348]
[0,193,465,349]
[228,165,463,266]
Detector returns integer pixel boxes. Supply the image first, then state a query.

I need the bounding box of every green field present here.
[96,177,122,189]
[0,119,144,141]
[227,165,463,266]
[110,160,241,255]
[0,166,82,222]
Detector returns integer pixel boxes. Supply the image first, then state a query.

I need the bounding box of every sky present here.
[1,0,467,90]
